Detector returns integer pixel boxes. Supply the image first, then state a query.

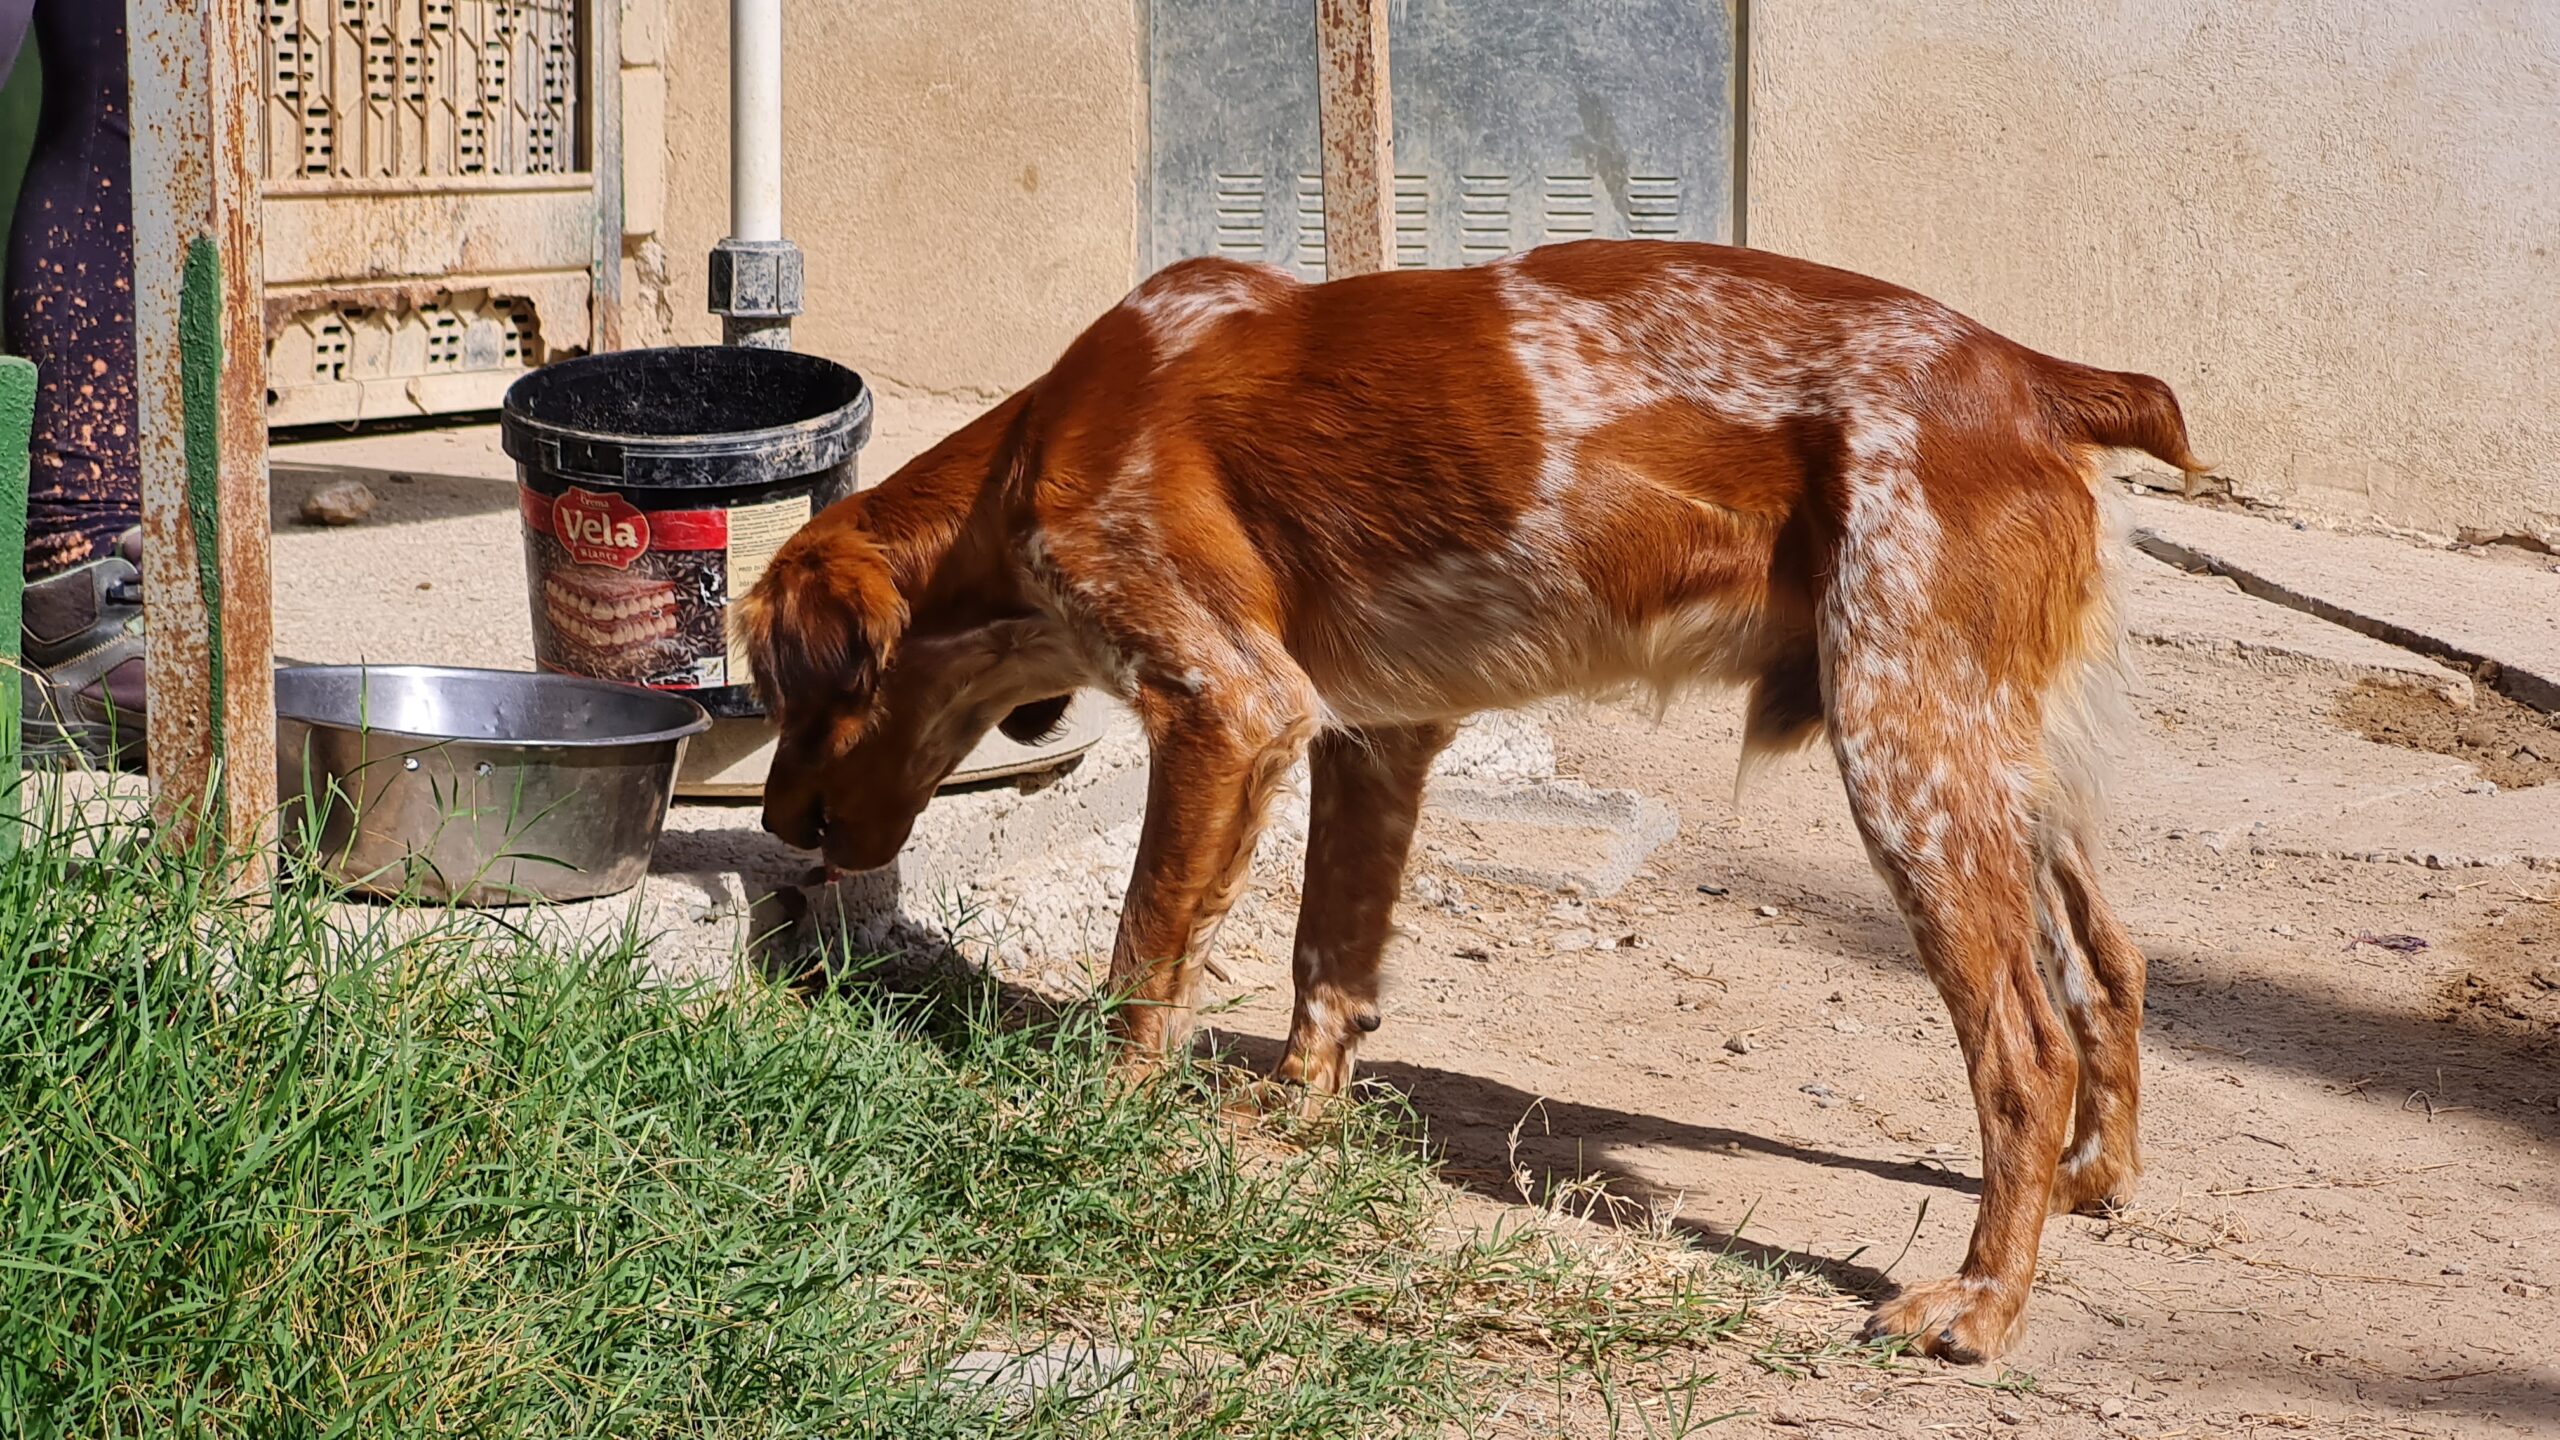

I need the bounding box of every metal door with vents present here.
[259,0,619,426]
[1147,0,1738,277]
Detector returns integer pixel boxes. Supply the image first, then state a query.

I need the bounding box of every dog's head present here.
[733,523,1073,872]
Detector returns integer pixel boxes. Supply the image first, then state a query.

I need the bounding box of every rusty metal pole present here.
[126,0,278,861]
[1314,0,1396,278]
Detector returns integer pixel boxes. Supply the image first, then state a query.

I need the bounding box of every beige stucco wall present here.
[1747,0,2560,544]
[618,1,2556,543]
[633,0,1145,405]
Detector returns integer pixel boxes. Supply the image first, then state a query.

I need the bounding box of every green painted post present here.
[0,356,32,857]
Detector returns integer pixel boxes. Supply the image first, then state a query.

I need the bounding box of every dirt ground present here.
[264,424,2555,1432]
[1184,645,2559,1437]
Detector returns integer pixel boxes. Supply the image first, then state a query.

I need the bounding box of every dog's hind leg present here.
[2036,826,2145,1214]
[1830,630,2077,1363]
[1276,720,1458,1095]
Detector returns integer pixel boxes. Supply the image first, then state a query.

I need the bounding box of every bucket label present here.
[552,487,651,569]
[724,497,804,681]
[521,486,810,694]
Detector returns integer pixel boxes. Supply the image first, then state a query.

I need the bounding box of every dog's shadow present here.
[730,855,1090,1036]
[700,833,1936,1303]
[1202,1030,1963,1302]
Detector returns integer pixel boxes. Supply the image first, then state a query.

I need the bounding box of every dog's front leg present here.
[1276,721,1457,1095]
[1106,685,1314,1066]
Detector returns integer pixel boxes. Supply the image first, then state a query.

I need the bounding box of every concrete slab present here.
[2122,551,2473,704]
[1423,779,1679,898]
[261,406,1624,984]
[245,431,2559,992]
[2131,494,2560,711]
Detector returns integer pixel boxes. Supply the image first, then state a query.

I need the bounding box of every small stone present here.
[2098,1396,2128,1419]
[939,1342,1135,1417]
[1755,904,1781,918]
[1455,945,1491,962]
[1800,1081,1837,1098]
[1832,1015,1866,1034]
[2425,853,2454,871]
[2504,1281,2547,1298]
[1552,928,1596,952]
[1722,1033,1756,1055]
[2442,1263,2468,1276]
[299,478,379,526]
[1697,882,1729,896]
[1992,1403,2026,1424]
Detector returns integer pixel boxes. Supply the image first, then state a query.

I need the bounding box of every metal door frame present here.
[1135,0,1750,277]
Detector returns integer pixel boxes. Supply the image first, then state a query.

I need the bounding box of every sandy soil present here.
[267,425,2555,1432]
[1186,646,2560,1438]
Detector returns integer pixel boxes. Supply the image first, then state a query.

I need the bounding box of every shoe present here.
[18,528,146,770]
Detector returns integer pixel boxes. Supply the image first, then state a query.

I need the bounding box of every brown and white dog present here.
[734,239,2204,1361]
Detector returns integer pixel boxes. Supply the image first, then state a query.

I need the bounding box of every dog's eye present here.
[997,695,1073,745]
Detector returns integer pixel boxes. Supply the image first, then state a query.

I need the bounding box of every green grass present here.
[0,812,1791,1437]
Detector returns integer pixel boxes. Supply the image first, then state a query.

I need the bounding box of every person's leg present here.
[10,0,137,575]
[9,0,144,766]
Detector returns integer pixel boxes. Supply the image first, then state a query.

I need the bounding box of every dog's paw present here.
[1273,1038,1356,1098]
[2050,1148,2141,1217]
[1860,1275,2028,1363]
[1104,1046,1174,1098]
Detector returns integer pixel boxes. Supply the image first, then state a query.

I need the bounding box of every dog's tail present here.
[2032,357,2211,494]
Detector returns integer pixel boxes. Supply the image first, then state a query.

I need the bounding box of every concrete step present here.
[2123,550,2473,703]
[2131,495,2560,712]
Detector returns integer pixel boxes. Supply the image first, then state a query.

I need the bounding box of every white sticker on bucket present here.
[725,496,812,681]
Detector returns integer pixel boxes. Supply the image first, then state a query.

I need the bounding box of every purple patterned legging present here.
[4,0,139,580]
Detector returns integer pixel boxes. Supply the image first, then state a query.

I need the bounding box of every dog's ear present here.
[732,529,908,726]
[996,694,1073,745]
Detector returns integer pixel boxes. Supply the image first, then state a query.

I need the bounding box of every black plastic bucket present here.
[500,347,871,719]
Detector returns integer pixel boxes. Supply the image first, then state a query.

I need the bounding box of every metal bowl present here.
[276,665,710,905]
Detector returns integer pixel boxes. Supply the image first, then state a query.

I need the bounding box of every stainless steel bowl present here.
[276,665,710,905]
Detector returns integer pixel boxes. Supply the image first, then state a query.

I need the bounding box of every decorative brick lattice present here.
[262,0,581,182]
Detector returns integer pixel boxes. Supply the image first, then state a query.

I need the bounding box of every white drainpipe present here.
[708,0,800,347]
[730,0,784,244]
